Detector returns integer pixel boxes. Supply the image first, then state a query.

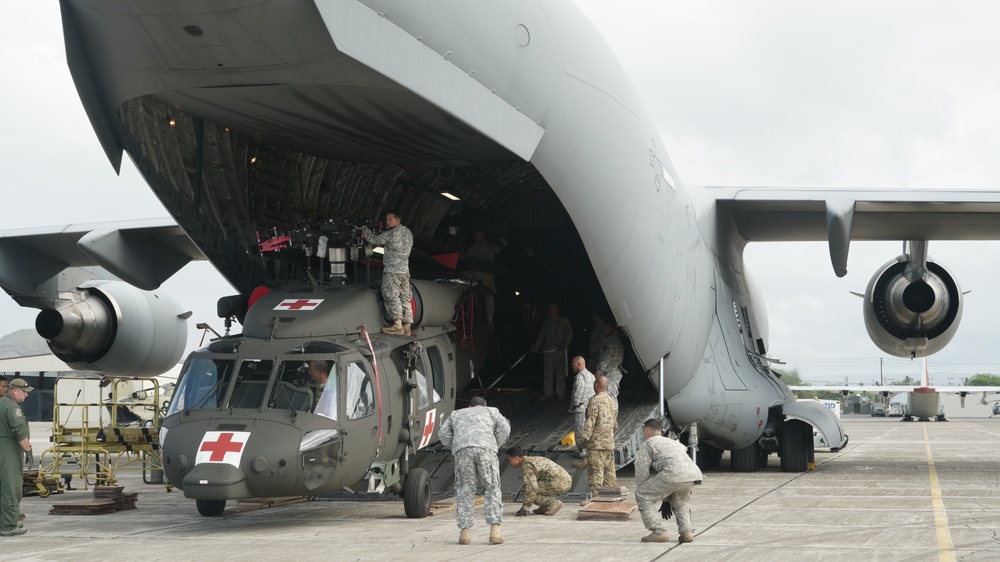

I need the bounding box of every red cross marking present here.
[422,419,435,444]
[200,432,245,462]
[283,299,317,310]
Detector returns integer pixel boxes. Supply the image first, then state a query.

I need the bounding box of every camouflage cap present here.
[9,378,33,392]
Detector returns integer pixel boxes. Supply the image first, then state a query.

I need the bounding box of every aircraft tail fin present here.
[431,252,459,270]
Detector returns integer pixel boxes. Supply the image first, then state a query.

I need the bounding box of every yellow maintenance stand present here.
[35,376,171,497]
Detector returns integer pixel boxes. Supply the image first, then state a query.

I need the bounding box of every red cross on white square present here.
[418,409,437,449]
[273,298,324,311]
[195,431,251,467]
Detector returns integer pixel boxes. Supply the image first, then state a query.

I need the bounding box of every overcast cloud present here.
[3,1,1000,384]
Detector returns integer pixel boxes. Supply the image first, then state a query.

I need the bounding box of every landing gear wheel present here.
[695,443,723,471]
[403,467,432,519]
[37,483,51,498]
[196,499,227,516]
[730,444,759,472]
[780,419,812,473]
[757,449,770,469]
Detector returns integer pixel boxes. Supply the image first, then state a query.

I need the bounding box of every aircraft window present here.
[269,360,320,412]
[167,357,235,415]
[412,355,431,410]
[427,346,445,404]
[346,361,375,420]
[228,360,274,409]
[285,341,348,354]
[306,359,338,420]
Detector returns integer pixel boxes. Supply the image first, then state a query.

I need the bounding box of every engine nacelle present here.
[863,256,962,358]
[34,280,188,377]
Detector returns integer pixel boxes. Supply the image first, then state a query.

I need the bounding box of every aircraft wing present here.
[707,187,1000,276]
[788,385,918,394]
[0,218,204,293]
[789,385,1000,394]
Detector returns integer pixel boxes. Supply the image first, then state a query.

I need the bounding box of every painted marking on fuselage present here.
[196,431,251,467]
[419,409,437,449]
[273,298,324,311]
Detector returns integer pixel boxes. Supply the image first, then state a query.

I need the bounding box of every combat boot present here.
[678,531,695,543]
[382,319,404,335]
[489,524,504,544]
[402,322,412,335]
[0,527,27,537]
[458,528,471,545]
[641,531,671,543]
[543,500,563,516]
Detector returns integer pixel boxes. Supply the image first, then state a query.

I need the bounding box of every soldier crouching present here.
[634,418,704,543]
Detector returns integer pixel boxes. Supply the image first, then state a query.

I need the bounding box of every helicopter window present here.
[228,360,274,409]
[303,359,337,420]
[346,361,374,420]
[167,357,236,415]
[269,360,323,413]
[427,346,444,404]
[412,354,431,410]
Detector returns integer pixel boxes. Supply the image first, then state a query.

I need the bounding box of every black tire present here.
[695,443,723,471]
[731,443,758,472]
[403,468,432,518]
[757,449,770,469]
[780,419,811,473]
[196,499,227,516]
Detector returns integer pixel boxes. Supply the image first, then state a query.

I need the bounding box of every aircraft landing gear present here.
[779,419,813,473]
[730,443,759,472]
[403,467,431,518]
[196,499,227,516]
[935,414,948,422]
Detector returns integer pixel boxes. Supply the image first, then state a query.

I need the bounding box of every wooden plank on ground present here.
[227,496,307,514]
[429,495,483,516]
[577,501,638,521]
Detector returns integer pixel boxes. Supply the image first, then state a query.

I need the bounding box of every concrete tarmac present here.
[5,417,1000,561]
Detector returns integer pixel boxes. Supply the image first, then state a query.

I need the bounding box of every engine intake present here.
[34,280,188,377]
[863,256,962,358]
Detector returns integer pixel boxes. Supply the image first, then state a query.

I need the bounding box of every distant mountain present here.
[0,329,49,359]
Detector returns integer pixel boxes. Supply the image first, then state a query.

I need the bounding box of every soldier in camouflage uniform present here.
[569,356,595,467]
[0,378,33,536]
[464,228,501,329]
[438,396,511,545]
[506,446,572,516]
[595,323,624,404]
[579,375,618,502]
[361,209,413,335]
[531,303,573,401]
[634,418,703,543]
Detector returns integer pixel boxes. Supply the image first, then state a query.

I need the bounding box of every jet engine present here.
[863,252,962,358]
[34,280,188,377]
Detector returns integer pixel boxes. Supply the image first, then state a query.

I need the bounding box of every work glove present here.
[24,449,33,469]
[659,500,673,520]
[515,507,528,517]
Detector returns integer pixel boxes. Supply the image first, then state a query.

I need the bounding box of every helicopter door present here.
[410,347,447,449]
[343,359,378,450]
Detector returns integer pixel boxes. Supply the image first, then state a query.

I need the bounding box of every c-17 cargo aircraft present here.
[790,359,1000,422]
[4,0,1000,515]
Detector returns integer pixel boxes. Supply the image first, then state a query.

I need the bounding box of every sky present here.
[3,1,1000,384]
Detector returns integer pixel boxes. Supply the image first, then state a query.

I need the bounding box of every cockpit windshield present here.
[166,356,236,415]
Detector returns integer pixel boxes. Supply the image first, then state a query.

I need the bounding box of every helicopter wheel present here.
[403,468,431,518]
[196,499,227,516]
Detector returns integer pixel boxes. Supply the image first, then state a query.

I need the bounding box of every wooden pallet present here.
[50,501,119,516]
[428,496,483,516]
[577,501,638,521]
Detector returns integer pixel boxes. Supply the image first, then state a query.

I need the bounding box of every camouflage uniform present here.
[531,315,573,399]
[465,237,501,327]
[580,392,618,494]
[570,368,595,455]
[362,224,413,323]
[634,435,704,536]
[596,333,624,403]
[520,456,572,511]
[439,405,511,530]
[0,395,29,532]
